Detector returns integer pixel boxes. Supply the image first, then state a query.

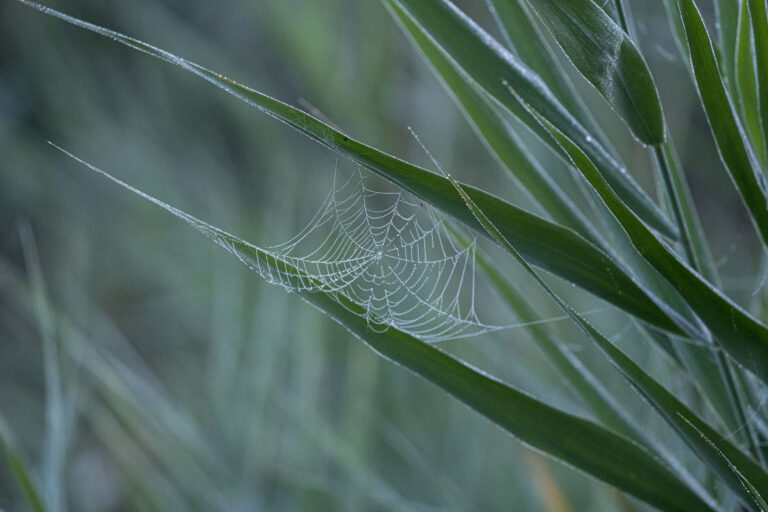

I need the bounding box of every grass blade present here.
[432,128,768,509]
[387,0,678,238]
[385,0,601,245]
[13,1,696,337]
[59,151,714,512]
[521,0,665,145]
[735,0,767,167]
[748,0,768,165]
[678,0,768,247]
[714,0,741,88]
[511,90,768,384]
[679,414,768,511]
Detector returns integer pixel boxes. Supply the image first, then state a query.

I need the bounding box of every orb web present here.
[253,169,505,342]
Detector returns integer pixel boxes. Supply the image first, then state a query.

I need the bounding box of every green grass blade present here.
[14,1,697,337]
[485,0,573,107]
[435,134,768,510]
[748,0,768,165]
[520,0,665,145]
[735,0,767,167]
[678,0,768,247]
[679,414,768,511]
[512,93,768,384]
[714,0,741,89]
[388,0,678,238]
[62,154,714,512]
[386,0,601,245]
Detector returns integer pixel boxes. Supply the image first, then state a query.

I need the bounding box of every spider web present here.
[255,169,506,342]
[55,143,600,344]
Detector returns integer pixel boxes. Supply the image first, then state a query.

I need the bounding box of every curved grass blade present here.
[13,1,695,337]
[387,0,678,238]
[748,0,768,165]
[59,149,714,512]
[735,0,767,167]
[434,138,768,510]
[516,93,768,384]
[520,0,665,145]
[679,414,768,511]
[385,0,601,246]
[714,0,741,89]
[678,0,768,247]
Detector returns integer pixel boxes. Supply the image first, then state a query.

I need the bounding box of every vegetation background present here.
[0,0,763,510]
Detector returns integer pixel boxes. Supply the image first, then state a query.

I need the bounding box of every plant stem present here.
[653,145,698,266]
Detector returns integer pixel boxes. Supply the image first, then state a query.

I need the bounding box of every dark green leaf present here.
[521,0,666,145]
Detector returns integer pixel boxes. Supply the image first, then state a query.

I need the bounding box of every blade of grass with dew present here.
[679,414,768,511]
[0,418,48,512]
[446,224,642,442]
[386,0,677,238]
[516,85,768,384]
[678,0,768,247]
[519,0,665,145]
[448,223,713,490]
[11,1,699,337]
[735,0,767,168]
[385,0,602,247]
[431,133,768,509]
[748,0,768,165]
[571,110,767,462]
[56,148,716,512]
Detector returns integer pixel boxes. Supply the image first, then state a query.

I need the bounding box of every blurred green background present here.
[0,1,763,511]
